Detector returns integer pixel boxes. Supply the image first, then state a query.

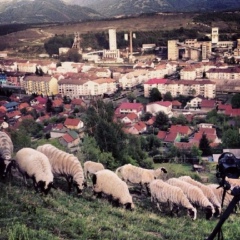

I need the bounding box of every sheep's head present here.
[74,180,86,196]
[188,207,197,221]
[155,167,168,178]
[205,205,215,220]
[38,181,54,195]
[213,206,221,217]
[125,202,135,211]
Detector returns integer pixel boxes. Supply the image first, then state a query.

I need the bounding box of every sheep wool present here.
[179,176,221,216]
[37,144,85,194]
[92,169,134,210]
[167,178,215,220]
[84,161,104,179]
[149,179,197,220]
[15,148,53,194]
[208,184,233,207]
[0,131,14,177]
[115,164,167,191]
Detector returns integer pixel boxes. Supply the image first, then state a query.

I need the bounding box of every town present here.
[0,26,240,164]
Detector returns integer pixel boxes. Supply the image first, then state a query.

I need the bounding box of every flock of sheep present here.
[0,131,236,221]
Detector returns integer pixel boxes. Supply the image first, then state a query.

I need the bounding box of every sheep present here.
[149,179,197,220]
[225,176,240,188]
[167,178,215,220]
[84,161,104,180]
[208,184,233,207]
[0,131,14,178]
[179,176,222,216]
[37,144,86,195]
[115,163,167,194]
[92,169,134,210]
[14,147,54,195]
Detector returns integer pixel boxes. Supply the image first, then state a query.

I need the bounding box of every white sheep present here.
[149,179,197,220]
[208,184,233,207]
[92,169,134,210]
[14,147,54,195]
[225,176,240,188]
[0,131,14,178]
[179,176,222,216]
[115,163,167,193]
[167,178,215,220]
[84,161,104,180]
[37,144,86,195]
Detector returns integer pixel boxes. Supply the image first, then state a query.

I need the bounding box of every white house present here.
[146,101,173,117]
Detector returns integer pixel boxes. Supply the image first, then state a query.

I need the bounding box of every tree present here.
[222,129,240,148]
[46,97,53,113]
[149,88,162,102]
[154,111,169,130]
[10,129,31,152]
[199,133,212,156]
[231,93,240,109]
[163,91,173,101]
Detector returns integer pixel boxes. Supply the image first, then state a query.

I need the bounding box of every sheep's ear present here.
[161,167,167,173]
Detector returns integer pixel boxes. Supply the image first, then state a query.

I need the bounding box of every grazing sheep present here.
[14,148,54,195]
[208,184,233,207]
[0,131,14,178]
[37,144,86,195]
[115,164,167,193]
[84,161,104,180]
[92,169,134,210]
[179,176,222,216]
[225,176,240,188]
[149,179,197,220]
[167,178,215,220]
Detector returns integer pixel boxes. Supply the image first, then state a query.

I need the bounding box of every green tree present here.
[199,133,212,156]
[171,114,188,125]
[149,88,162,102]
[231,93,240,109]
[46,97,53,113]
[126,92,136,103]
[222,129,240,148]
[154,111,169,130]
[163,91,173,101]
[10,129,31,152]
[18,119,44,138]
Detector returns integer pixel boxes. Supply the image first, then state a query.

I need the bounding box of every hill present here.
[0,0,103,24]
[1,162,240,240]
[66,0,240,18]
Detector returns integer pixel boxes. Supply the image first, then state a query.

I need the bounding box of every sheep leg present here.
[66,176,73,192]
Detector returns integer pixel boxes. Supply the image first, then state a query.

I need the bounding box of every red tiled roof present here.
[133,121,146,131]
[172,100,182,106]
[157,131,167,140]
[199,127,216,135]
[170,125,190,135]
[144,78,167,85]
[119,102,143,111]
[164,132,179,143]
[64,118,81,126]
[61,133,74,143]
[200,99,216,108]
[125,112,138,121]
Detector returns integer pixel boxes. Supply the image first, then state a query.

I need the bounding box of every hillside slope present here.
[0,0,103,24]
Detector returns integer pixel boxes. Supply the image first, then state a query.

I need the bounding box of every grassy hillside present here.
[1,163,240,240]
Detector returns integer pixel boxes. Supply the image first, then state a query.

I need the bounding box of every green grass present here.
[1,167,240,240]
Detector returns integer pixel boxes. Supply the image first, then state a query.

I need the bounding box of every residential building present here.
[58,77,117,99]
[64,118,84,130]
[146,101,173,117]
[212,27,219,44]
[116,102,144,118]
[144,79,216,99]
[22,75,58,96]
[168,40,178,61]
